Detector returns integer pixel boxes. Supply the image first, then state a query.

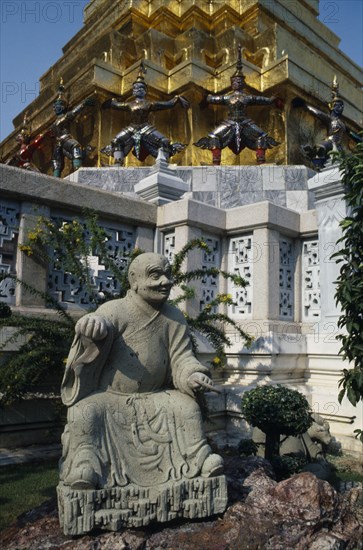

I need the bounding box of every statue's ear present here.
[128,270,138,291]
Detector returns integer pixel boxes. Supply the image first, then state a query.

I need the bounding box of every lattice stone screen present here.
[48,216,136,307]
[200,236,220,311]
[279,237,294,319]
[302,239,321,321]
[0,200,20,304]
[227,235,253,318]
[163,232,176,264]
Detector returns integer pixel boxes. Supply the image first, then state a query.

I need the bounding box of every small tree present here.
[241,385,313,461]
[332,140,363,443]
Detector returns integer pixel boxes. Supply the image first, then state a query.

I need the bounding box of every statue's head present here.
[54,99,67,116]
[132,81,147,99]
[230,75,244,92]
[128,253,173,305]
[230,44,245,92]
[54,78,68,116]
[308,413,332,446]
[132,63,147,99]
[331,99,344,116]
[16,130,30,145]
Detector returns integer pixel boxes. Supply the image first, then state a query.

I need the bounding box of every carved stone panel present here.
[228,235,253,318]
[200,236,220,311]
[302,239,321,321]
[48,216,136,306]
[279,237,294,319]
[0,200,20,304]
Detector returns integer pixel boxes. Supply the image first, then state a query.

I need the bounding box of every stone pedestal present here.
[57,475,228,535]
[134,150,189,205]
[67,164,315,213]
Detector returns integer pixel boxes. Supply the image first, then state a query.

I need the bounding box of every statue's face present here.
[332,101,344,116]
[130,254,173,305]
[133,83,147,99]
[16,133,30,145]
[231,76,244,91]
[54,100,66,115]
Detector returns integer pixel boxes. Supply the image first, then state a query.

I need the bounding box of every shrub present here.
[237,438,258,457]
[241,384,313,460]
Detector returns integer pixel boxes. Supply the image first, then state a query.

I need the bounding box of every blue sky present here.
[0,0,362,142]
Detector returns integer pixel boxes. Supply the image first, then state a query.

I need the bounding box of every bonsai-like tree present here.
[241,384,313,461]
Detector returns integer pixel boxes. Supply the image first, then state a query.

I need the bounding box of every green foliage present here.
[0,216,252,402]
[237,438,258,457]
[241,385,313,460]
[271,453,308,481]
[332,139,363,427]
[241,385,313,436]
[0,277,75,403]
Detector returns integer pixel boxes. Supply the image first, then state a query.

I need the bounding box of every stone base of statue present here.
[66,164,315,213]
[57,475,228,535]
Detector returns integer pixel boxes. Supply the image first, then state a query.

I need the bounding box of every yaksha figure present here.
[294,77,362,170]
[101,65,189,163]
[58,253,227,534]
[194,45,283,165]
[50,79,95,177]
[5,113,50,171]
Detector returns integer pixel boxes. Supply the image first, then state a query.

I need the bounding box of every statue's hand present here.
[102,98,114,109]
[187,372,215,393]
[75,315,109,341]
[84,96,96,107]
[291,97,306,109]
[274,97,284,109]
[178,95,190,109]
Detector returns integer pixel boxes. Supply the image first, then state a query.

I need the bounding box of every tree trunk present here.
[265,431,280,461]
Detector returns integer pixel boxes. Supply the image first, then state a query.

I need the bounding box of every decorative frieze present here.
[279,238,294,319]
[228,235,253,318]
[0,200,20,304]
[302,239,321,321]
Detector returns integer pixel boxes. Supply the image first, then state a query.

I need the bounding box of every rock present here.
[0,457,362,550]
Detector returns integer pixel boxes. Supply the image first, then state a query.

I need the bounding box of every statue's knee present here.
[68,398,103,427]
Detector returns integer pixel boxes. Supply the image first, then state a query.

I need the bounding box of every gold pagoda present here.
[1,0,362,173]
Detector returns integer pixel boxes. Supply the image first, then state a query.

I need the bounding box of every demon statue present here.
[293,76,362,170]
[194,45,283,165]
[4,113,51,171]
[57,253,227,535]
[49,79,95,177]
[101,64,189,164]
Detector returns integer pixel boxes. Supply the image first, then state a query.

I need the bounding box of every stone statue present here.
[57,252,227,535]
[101,64,189,164]
[294,76,362,170]
[194,45,283,165]
[5,113,51,171]
[50,79,95,177]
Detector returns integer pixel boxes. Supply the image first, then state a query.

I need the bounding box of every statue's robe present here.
[60,291,213,488]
